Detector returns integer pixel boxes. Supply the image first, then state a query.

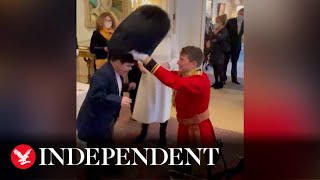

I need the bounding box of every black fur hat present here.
[108,5,170,58]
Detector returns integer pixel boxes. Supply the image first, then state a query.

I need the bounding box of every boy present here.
[77,54,136,147]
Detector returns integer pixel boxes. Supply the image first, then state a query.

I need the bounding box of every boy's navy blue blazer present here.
[77,62,129,142]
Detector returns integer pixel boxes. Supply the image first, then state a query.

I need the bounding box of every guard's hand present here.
[128,82,136,91]
[129,50,149,61]
[121,97,132,107]
[138,61,148,73]
[104,46,109,52]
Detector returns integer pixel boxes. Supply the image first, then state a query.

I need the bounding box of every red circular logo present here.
[11,144,36,169]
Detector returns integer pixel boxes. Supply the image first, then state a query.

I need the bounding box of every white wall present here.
[175,0,206,50]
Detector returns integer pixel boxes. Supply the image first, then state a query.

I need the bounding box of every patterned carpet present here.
[108,107,243,179]
[77,106,243,179]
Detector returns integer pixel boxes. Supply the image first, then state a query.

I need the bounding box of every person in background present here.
[206,14,230,89]
[90,12,117,70]
[132,34,179,147]
[128,62,141,113]
[203,17,214,70]
[225,8,244,84]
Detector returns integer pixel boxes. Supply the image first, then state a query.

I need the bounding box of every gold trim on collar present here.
[179,67,203,77]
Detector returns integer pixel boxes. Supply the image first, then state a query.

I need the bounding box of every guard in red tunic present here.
[130,46,217,178]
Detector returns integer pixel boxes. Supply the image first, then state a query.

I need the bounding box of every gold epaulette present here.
[179,67,203,77]
[194,71,203,76]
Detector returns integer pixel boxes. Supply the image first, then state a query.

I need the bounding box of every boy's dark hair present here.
[109,53,136,64]
[180,46,204,67]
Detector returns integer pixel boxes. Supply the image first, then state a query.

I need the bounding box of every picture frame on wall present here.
[84,0,171,29]
[84,0,129,28]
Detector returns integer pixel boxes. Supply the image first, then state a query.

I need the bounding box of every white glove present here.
[129,50,149,61]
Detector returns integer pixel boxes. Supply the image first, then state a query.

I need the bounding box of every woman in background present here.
[90,12,117,70]
[206,14,230,89]
[132,34,179,147]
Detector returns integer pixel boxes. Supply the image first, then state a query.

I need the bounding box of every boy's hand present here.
[121,97,132,107]
[128,82,136,91]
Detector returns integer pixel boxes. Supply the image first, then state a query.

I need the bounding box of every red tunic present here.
[153,66,216,148]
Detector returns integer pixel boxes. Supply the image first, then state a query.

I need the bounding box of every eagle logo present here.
[13,149,32,165]
[11,144,36,169]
